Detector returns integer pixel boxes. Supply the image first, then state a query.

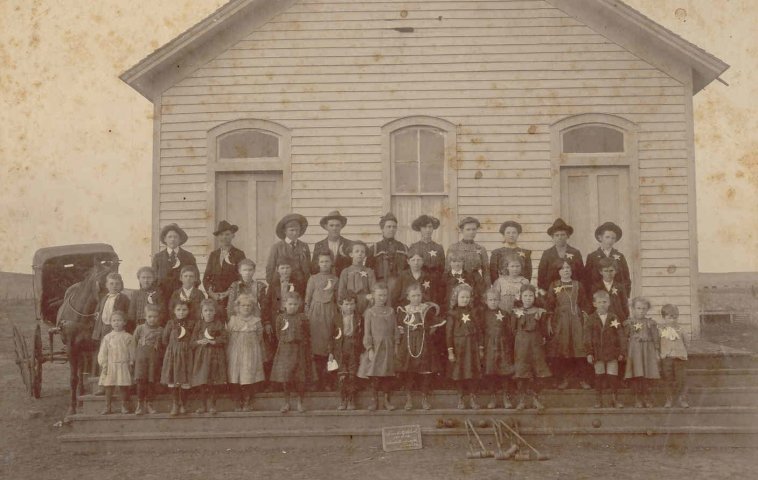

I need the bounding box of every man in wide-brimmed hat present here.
[203,220,247,315]
[152,223,198,309]
[367,213,408,307]
[265,213,311,294]
[584,221,631,297]
[310,210,353,278]
[536,218,585,294]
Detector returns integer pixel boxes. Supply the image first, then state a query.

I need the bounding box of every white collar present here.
[603,280,614,289]
[285,238,296,245]
[451,270,463,276]
[166,247,178,255]
[182,287,194,296]
[601,247,613,256]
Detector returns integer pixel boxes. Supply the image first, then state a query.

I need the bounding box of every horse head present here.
[57,262,116,346]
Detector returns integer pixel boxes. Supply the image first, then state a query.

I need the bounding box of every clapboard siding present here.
[158,0,695,324]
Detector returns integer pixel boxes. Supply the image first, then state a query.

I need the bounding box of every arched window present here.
[382,116,457,246]
[562,125,624,153]
[218,129,279,159]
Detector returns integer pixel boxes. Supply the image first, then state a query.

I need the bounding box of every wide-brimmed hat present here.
[276,213,308,240]
[595,222,623,241]
[411,215,440,232]
[320,210,348,229]
[379,212,399,228]
[160,223,188,245]
[458,216,481,230]
[499,220,523,235]
[546,218,574,237]
[213,220,239,236]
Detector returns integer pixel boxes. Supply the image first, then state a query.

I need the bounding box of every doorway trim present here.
[550,113,641,295]
[206,119,291,255]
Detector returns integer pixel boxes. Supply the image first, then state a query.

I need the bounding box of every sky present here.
[1,0,756,287]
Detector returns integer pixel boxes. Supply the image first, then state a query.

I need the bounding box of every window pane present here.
[392,128,418,164]
[219,130,279,158]
[563,126,623,153]
[394,162,419,193]
[419,128,445,193]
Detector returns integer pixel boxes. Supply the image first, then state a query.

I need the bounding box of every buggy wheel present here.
[12,324,33,397]
[32,325,43,398]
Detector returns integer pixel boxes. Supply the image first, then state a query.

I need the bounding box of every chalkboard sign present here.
[381,424,423,452]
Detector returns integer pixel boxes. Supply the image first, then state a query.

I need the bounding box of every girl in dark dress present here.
[446,283,483,410]
[396,283,443,411]
[512,284,551,410]
[270,292,315,413]
[191,300,228,414]
[481,289,515,409]
[133,304,163,415]
[161,300,195,416]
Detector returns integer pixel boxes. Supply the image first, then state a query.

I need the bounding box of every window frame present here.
[206,119,291,253]
[381,116,458,241]
[389,125,448,196]
[550,113,641,296]
[561,124,626,154]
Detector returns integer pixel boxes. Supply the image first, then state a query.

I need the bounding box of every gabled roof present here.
[121,0,729,102]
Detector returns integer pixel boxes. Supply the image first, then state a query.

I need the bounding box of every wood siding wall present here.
[157,0,694,330]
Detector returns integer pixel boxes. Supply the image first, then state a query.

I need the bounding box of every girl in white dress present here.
[98,311,135,414]
[227,294,267,411]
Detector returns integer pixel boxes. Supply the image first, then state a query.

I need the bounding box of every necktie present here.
[168,249,176,266]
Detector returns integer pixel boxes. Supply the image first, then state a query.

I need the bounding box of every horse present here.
[56,262,114,415]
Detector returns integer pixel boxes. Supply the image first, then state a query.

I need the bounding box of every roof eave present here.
[120,0,296,102]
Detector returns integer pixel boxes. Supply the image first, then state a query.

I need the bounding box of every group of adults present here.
[150,210,630,313]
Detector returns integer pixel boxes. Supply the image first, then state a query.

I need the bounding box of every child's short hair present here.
[372,282,389,293]
[407,245,425,260]
[143,304,161,315]
[317,250,334,262]
[448,252,464,263]
[593,290,611,301]
[661,304,680,318]
[235,294,254,305]
[631,296,651,310]
[505,254,524,268]
[452,283,473,298]
[180,265,197,276]
[111,310,127,322]
[340,292,357,305]
[485,287,501,300]
[136,266,156,278]
[173,299,190,310]
[106,272,123,284]
[200,299,217,311]
[276,258,293,268]
[520,284,537,295]
[405,282,423,297]
[350,241,368,254]
[597,257,617,270]
[283,291,302,304]
[238,258,256,270]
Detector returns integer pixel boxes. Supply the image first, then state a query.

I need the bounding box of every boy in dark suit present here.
[311,210,353,278]
[265,213,311,295]
[152,223,197,313]
[203,220,246,317]
[584,222,632,297]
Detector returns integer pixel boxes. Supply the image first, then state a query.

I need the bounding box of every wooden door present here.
[215,172,283,276]
[560,166,632,262]
[391,195,452,247]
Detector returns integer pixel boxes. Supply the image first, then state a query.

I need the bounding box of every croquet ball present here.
[445,419,456,428]
[591,419,601,428]
[478,419,489,428]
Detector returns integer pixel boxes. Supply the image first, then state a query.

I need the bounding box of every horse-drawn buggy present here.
[13,244,120,412]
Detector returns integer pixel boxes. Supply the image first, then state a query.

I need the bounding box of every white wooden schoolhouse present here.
[121,0,728,337]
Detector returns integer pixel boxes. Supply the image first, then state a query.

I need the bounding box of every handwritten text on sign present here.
[381,424,423,452]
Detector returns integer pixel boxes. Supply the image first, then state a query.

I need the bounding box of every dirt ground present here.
[1,301,756,480]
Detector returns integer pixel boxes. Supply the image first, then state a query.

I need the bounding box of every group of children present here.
[92,214,690,416]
